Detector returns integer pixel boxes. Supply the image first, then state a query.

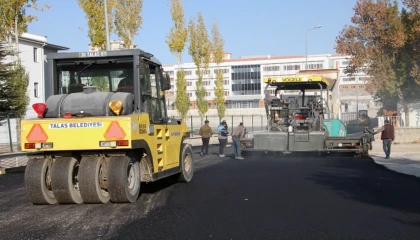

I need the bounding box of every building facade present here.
[9,33,69,117]
[163,53,376,117]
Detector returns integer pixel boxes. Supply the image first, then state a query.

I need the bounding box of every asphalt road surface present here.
[1,146,420,240]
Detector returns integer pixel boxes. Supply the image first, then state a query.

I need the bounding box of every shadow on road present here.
[140,175,179,194]
[306,157,420,215]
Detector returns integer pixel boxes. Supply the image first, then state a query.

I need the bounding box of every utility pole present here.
[305,25,322,70]
[104,0,110,51]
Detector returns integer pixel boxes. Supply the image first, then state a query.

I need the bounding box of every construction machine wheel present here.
[24,158,57,205]
[78,156,110,204]
[178,144,194,182]
[51,157,83,204]
[108,155,141,203]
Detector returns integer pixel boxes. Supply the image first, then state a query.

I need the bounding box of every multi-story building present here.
[163,53,376,117]
[1,33,68,145]
[89,40,137,52]
[10,33,69,117]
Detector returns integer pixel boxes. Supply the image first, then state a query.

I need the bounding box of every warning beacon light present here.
[32,103,47,118]
[109,100,123,116]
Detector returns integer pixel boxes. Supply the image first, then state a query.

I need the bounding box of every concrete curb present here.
[370,153,420,178]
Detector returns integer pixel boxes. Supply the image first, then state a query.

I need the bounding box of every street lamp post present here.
[305,25,322,70]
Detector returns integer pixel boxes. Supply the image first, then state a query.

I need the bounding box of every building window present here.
[204,81,211,86]
[188,92,193,97]
[187,81,193,86]
[307,63,323,70]
[263,65,280,71]
[359,77,371,82]
[224,90,229,96]
[341,60,350,65]
[224,80,229,85]
[34,82,39,97]
[184,70,192,75]
[33,47,39,62]
[214,68,229,74]
[231,65,261,95]
[342,77,356,82]
[205,92,211,97]
[283,64,300,71]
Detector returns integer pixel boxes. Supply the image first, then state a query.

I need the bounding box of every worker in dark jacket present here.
[372,119,395,159]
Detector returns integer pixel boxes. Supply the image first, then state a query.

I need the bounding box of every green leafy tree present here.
[0,0,50,53]
[335,0,420,125]
[166,0,189,119]
[188,12,211,120]
[78,0,115,50]
[114,0,143,48]
[0,42,29,120]
[91,76,108,91]
[211,19,226,120]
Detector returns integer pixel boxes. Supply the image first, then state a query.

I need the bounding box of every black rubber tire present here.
[24,158,57,205]
[108,155,141,203]
[51,157,83,204]
[178,144,194,182]
[78,156,110,204]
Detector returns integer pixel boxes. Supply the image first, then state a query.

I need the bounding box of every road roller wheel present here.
[108,155,141,203]
[51,157,83,204]
[24,157,57,205]
[78,156,110,204]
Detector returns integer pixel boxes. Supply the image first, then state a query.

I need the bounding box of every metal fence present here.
[186,115,268,137]
[0,112,38,154]
[0,112,268,154]
[378,116,406,128]
[341,112,359,124]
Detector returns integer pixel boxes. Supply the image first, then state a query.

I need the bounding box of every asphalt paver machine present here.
[240,76,372,156]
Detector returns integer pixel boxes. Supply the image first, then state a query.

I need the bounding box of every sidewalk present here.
[369,141,420,178]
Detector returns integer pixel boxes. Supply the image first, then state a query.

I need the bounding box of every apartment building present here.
[163,53,375,117]
[10,33,69,117]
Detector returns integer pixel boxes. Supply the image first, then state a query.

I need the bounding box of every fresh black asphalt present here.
[1,145,420,240]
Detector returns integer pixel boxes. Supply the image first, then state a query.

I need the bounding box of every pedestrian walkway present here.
[370,141,420,178]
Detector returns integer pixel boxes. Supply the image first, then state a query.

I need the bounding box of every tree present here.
[211,19,226,120]
[91,76,108,91]
[188,13,211,120]
[78,0,115,50]
[114,0,143,48]
[335,0,420,125]
[0,0,50,53]
[0,42,29,117]
[166,0,189,119]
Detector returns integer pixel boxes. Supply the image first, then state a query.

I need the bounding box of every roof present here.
[17,35,69,50]
[163,54,349,67]
[264,75,336,91]
[46,49,162,65]
[272,81,329,91]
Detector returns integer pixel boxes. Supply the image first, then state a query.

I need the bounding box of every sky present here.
[26,0,361,65]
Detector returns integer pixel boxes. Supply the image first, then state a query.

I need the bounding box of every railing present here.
[0,112,268,154]
[341,112,359,124]
[0,112,38,154]
[377,116,406,128]
[185,115,268,137]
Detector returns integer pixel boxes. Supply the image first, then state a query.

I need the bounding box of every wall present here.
[373,127,420,143]
[399,103,420,127]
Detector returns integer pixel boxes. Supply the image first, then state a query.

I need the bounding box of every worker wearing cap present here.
[232,122,246,160]
[199,120,213,156]
[371,119,395,159]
